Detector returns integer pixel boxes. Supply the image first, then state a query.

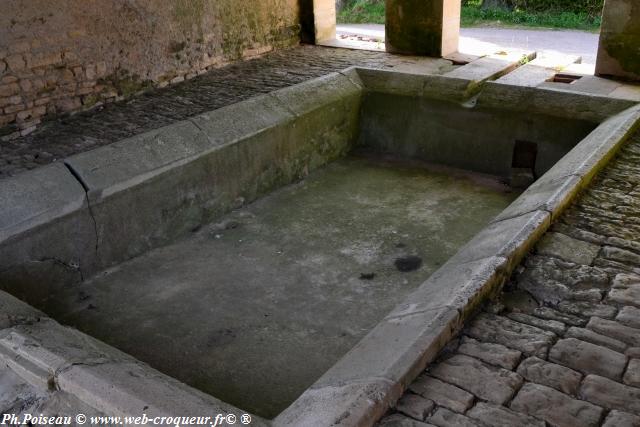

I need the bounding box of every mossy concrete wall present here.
[596,0,640,81]
[0,0,300,140]
[385,0,460,56]
[358,92,598,178]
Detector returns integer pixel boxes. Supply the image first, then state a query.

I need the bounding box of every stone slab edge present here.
[353,67,479,103]
[443,51,537,83]
[477,81,638,123]
[273,88,640,427]
[0,162,87,245]
[0,306,268,425]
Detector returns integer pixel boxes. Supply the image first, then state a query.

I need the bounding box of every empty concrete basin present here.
[2,68,635,423]
[44,156,517,417]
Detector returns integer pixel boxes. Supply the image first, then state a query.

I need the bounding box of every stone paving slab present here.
[378,129,640,427]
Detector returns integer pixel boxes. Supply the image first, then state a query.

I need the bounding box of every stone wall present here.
[0,0,300,140]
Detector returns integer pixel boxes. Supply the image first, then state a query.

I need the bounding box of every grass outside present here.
[337,0,602,32]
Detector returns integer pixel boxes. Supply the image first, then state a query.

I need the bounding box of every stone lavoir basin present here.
[1,67,639,425]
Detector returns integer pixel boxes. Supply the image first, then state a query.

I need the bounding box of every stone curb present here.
[477,81,637,123]
[0,314,267,424]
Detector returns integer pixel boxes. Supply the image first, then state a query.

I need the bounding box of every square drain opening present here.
[549,73,583,84]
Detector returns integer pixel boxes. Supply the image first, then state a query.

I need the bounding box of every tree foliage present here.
[463,0,603,18]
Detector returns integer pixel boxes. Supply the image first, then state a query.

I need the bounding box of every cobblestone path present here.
[379,132,640,427]
[0,45,451,179]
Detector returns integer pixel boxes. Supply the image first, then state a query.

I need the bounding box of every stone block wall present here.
[0,0,300,140]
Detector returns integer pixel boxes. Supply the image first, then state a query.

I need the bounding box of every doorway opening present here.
[315,0,386,51]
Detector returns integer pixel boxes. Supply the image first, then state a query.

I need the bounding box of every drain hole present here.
[549,73,582,84]
[511,140,538,189]
[512,140,537,169]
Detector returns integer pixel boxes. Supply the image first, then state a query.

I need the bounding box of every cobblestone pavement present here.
[0,45,452,179]
[379,132,640,426]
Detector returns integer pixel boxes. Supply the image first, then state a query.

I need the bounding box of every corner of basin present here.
[458,210,551,271]
[0,162,89,246]
[494,173,583,223]
[270,72,362,118]
[273,377,399,427]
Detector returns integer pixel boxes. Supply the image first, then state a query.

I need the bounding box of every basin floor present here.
[46,156,518,418]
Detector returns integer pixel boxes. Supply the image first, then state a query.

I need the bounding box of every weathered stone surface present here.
[533,307,587,326]
[557,301,618,319]
[501,289,539,314]
[609,274,640,307]
[624,358,640,387]
[378,414,436,427]
[628,348,640,358]
[0,290,43,330]
[457,209,549,270]
[536,232,601,265]
[511,383,604,427]
[519,256,609,305]
[409,376,474,414]
[587,317,640,347]
[516,356,582,395]
[465,313,555,357]
[478,80,634,124]
[506,312,565,335]
[602,247,640,268]
[596,258,640,276]
[618,306,640,328]
[492,173,582,223]
[580,374,640,415]
[0,162,87,244]
[566,327,628,353]
[0,363,103,424]
[427,408,480,427]
[396,394,435,422]
[602,410,640,427]
[549,338,627,380]
[429,355,523,405]
[467,402,545,427]
[275,379,396,427]
[457,336,522,370]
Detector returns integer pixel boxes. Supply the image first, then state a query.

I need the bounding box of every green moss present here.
[173,0,206,32]
[602,5,640,75]
[99,71,152,98]
[169,41,187,53]
[82,94,100,108]
[604,33,640,74]
[218,0,292,60]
